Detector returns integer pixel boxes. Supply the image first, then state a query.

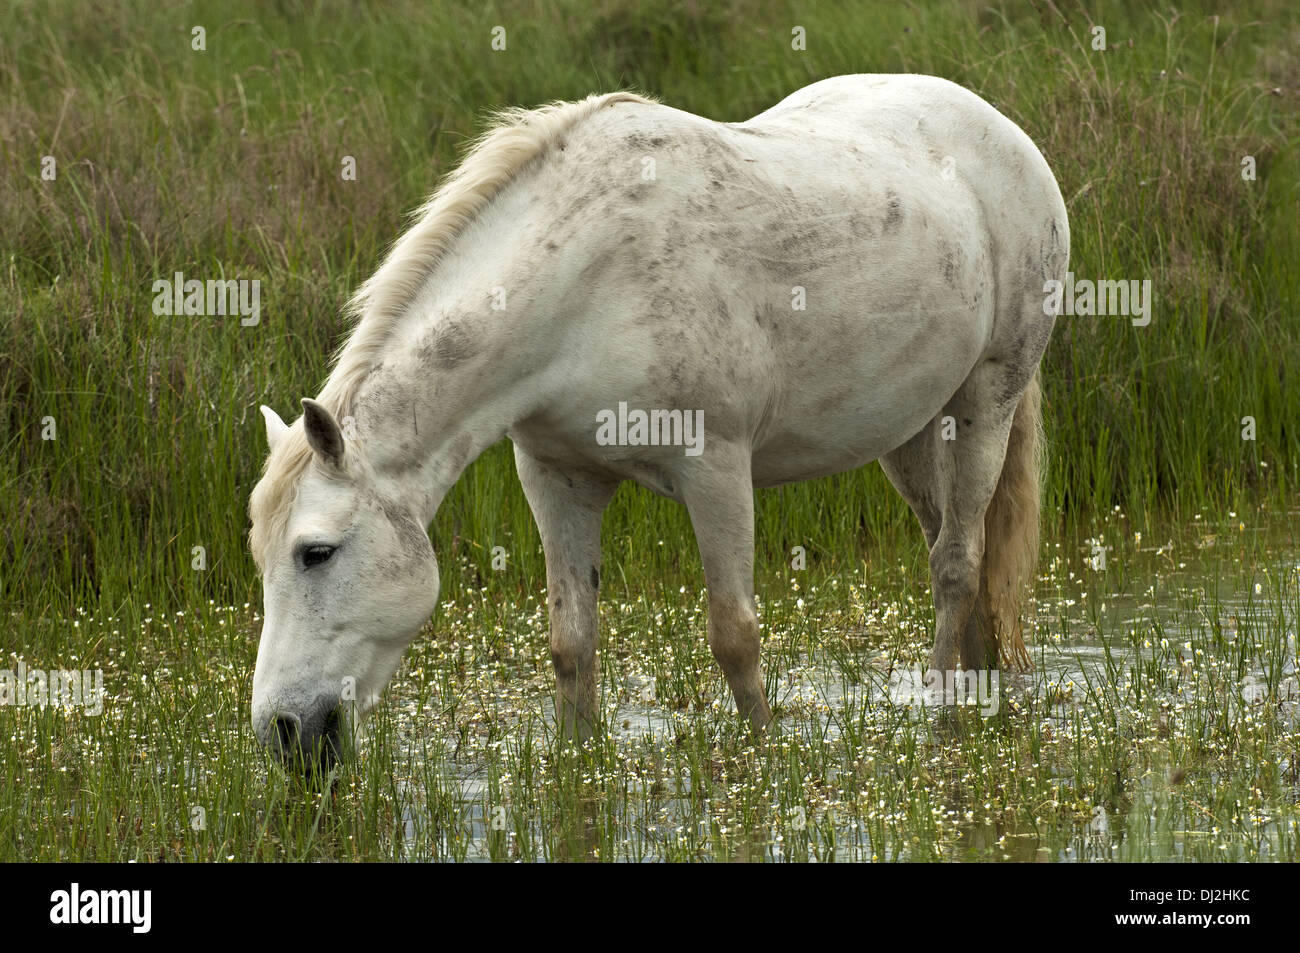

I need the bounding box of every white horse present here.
[249,74,1068,770]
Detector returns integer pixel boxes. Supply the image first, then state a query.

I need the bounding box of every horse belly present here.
[740,202,993,485]
[750,296,986,487]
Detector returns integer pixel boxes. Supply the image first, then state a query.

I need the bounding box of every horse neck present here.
[348,176,566,522]
[349,284,541,523]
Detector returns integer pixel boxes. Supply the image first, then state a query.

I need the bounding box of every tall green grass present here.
[2,0,1296,619]
[0,0,1297,861]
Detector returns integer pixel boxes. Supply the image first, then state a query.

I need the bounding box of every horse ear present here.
[300,398,345,466]
[260,405,288,452]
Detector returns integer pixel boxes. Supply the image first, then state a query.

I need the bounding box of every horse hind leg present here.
[882,423,981,672]
[880,425,942,551]
[884,362,1041,676]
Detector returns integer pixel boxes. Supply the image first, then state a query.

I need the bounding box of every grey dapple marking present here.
[249,75,1067,767]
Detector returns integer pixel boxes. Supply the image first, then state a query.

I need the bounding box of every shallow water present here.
[381,511,1298,862]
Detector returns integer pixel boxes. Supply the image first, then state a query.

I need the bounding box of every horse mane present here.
[249,90,656,570]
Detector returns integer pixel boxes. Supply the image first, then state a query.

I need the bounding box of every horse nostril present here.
[262,703,344,779]
[322,706,340,741]
[317,706,344,770]
[270,713,301,757]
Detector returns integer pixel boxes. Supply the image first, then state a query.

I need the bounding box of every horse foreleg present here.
[514,446,616,741]
[681,446,772,731]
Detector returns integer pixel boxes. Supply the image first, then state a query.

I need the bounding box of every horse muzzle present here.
[254,692,346,777]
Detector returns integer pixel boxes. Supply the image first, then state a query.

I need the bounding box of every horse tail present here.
[981,372,1042,671]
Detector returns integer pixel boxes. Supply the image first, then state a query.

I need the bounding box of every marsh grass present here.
[1,0,1297,860]
[4,506,1294,861]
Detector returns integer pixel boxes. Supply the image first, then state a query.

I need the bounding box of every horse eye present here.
[301,545,336,568]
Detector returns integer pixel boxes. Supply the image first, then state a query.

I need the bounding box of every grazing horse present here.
[249,74,1068,770]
